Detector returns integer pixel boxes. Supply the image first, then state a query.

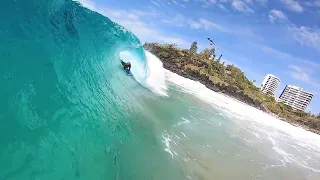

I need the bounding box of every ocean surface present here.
[1,0,320,179]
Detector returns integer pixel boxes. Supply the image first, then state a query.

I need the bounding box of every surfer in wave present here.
[121,60,131,71]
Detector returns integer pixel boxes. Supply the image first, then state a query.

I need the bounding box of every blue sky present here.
[79,0,320,113]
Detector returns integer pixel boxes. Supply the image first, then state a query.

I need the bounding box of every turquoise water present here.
[1,0,320,179]
[0,0,160,179]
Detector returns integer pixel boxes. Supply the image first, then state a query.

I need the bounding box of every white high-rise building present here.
[279,85,314,111]
[261,74,280,96]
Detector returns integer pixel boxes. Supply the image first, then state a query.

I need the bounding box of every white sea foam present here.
[162,131,178,159]
[165,70,320,148]
[181,132,189,139]
[165,69,320,172]
[174,117,191,127]
[144,51,168,96]
[119,50,168,96]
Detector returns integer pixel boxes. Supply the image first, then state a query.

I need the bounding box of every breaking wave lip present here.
[119,50,168,96]
[165,70,320,172]
[144,51,168,96]
[77,0,168,97]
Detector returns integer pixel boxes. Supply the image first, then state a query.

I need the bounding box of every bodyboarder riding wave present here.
[120,60,131,72]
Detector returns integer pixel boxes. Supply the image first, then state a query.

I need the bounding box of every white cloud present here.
[218,0,267,6]
[206,0,217,4]
[172,0,179,5]
[268,9,287,23]
[289,26,320,52]
[286,65,320,96]
[280,0,303,13]
[199,0,217,4]
[151,0,161,7]
[218,4,229,11]
[101,8,148,21]
[162,14,229,32]
[198,0,217,7]
[109,16,190,48]
[78,0,97,11]
[188,19,229,32]
[314,0,320,7]
[161,15,186,27]
[256,0,268,6]
[244,0,254,5]
[304,1,320,8]
[77,0,190,48]
[161,14,262,43]
[261,46,320,68]
[288,65,320,90]
[132,26,189,46]
[289,65,312,83]
[232,0,254,13]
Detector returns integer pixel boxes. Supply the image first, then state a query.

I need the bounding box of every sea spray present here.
[119,50,148,81]
[145,51,168,96]
[119,50,168,96]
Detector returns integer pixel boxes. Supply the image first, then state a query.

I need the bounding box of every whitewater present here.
[1,0,320,179]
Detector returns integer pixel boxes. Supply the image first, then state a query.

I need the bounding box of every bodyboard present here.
[124,69,133,76]
[120,60,133,76]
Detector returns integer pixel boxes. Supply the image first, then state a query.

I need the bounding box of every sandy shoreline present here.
[216,86,320,135]
[166,69,320,136]
[144,42,320,136]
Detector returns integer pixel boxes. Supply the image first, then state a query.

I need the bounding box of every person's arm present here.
[120,60,125,67]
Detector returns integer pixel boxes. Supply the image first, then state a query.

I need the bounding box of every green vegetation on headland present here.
[143,42,320,135]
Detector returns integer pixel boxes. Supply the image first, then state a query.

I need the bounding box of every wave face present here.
[0,0,172,179]
[2,1,320,180]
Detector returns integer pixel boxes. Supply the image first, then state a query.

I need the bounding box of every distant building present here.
[279,85,314,111]
[261,74,280,96]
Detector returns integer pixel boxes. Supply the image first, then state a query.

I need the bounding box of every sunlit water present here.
[1,0,320,179]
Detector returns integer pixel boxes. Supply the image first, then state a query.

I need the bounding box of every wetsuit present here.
[121,60,131,71]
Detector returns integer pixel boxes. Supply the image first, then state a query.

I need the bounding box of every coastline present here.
[218,90,320,135]
[167,67,320,135]
[144,43,320,135]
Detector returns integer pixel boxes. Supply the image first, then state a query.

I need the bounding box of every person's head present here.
[127,62,131,65]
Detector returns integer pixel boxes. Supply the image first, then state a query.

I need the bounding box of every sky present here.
[79,0,320,114]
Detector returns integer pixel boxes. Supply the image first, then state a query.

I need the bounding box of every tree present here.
[295,110,308,118]
[189,41,198,54]
[199,48,211,60]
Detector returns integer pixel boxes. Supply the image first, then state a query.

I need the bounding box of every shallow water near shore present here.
[1,0,320,179]
[165,70,320,179]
